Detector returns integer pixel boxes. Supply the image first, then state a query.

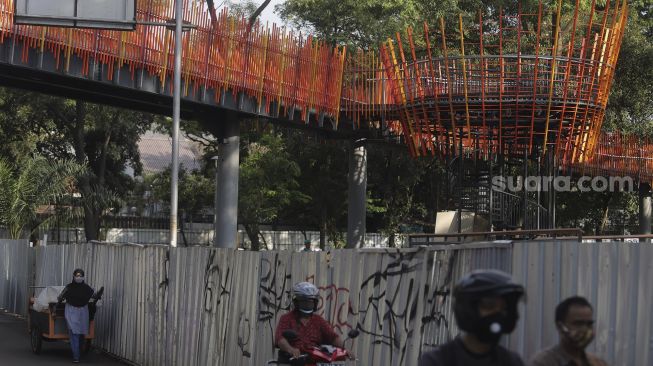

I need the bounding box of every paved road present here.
[0,311,126,365]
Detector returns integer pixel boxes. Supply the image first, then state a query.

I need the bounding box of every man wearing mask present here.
[529,296,608,366]
[275,282,349,359]
[419,269,526,366]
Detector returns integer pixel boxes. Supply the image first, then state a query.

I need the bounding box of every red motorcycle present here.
[267,329,359,366]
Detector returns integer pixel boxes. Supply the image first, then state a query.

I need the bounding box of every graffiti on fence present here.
[354,250,423,365]
[315,283,355,334]
[251,249,464,364]
[202,250,231,313]
[237,312,252,357]
[420,250,458,348]
[258,253,292,353]
[259,254,292,321]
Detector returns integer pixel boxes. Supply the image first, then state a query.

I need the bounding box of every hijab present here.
[62,268,94,307]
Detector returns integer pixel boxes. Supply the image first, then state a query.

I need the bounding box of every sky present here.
[259,0,283,25]
[220,0,285,25]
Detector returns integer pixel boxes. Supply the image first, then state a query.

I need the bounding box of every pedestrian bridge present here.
[0,2,372,136]
[0,0,633,168]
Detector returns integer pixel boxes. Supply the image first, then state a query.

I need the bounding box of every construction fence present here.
[0,240,651,365]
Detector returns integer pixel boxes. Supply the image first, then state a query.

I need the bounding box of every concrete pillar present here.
[215,118,240,248]
[347,139,367,248]
[639,182,652,235]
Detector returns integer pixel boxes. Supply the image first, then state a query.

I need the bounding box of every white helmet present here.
[292,282,319,314]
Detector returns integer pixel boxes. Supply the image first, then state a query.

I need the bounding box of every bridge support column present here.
[639,182,652,236]
[347,139,367,248]
[215,117,240,248]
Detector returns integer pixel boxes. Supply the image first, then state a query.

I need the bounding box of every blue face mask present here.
[74,277,84,283]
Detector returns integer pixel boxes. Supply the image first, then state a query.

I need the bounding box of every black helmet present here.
[454,269,524,339]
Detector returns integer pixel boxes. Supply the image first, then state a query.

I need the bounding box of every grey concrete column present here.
[347,139,367,248]
[215,118,240,248]
[639,182,652,235]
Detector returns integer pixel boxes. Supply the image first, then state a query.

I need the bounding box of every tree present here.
[25,97,158,241]
[239,132,309,250]
[0,89,46,164]
[225,0,259,19]
[284,135,349,249]
[146,166,214,215]
[556,187,638,235]
[366,147,422,246]
[0,156,84,240]
[276,0,418,48]
[603,4,653,134]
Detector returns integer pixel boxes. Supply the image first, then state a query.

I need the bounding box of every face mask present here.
[561,325,594,349]
[296,299,315,315]
[74,277,84,283]
[475,313,506,345]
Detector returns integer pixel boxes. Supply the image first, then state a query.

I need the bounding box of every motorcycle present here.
[267,329,359,365]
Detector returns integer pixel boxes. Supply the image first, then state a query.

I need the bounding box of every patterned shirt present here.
[529,345,609,366]
[275,311,338,352]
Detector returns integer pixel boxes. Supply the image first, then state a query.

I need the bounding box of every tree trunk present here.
[389,232,396,248]
[71,101,101,241]
[598,193,614,235]
[72,102,92,241]
[248,0,271,28]
[244,223,261,251]
[97,117,113,186]
[320,205,327,250]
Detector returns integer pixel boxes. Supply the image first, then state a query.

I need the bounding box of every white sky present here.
[259,0,283,25]
[220,0,285,25]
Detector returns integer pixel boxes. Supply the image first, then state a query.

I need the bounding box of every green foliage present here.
[239,132,309,223]
[285,136,349,247]
[367,146,428,242]
[0,89,160,240]
[0,89,46,164]
[603,7,653,134]
[0,156,84,239]
[556,189,638,235]
[146,167,214,214]
[225,0,260,18]
[277,0,418,48]
[239,132,309,249]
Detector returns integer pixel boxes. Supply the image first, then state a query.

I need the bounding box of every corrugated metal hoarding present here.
[0,239,30,315]
[31,243,169,365]
[1,241,651,365]
[510,242,653,365]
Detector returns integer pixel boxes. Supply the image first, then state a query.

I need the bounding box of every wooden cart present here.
[27,287,103,355]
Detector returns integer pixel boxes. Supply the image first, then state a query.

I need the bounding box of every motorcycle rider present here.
[419,269,526,366]
[275,282,351,360]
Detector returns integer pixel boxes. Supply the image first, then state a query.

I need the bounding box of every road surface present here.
[0,311,126,365]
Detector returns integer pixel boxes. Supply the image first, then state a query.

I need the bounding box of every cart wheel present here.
[30,325,42,354]
[82,339,92,355]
